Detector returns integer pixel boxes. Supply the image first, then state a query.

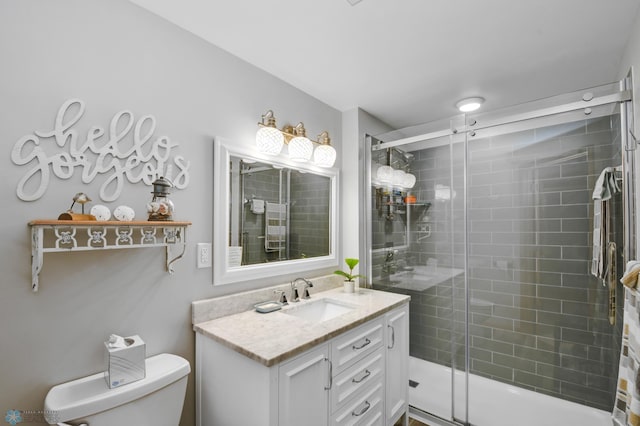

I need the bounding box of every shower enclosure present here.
[364,80,635,425]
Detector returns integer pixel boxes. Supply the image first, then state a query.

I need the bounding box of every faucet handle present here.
[274,289,288,305]
[290,286,300,303]
[302,281,314,299]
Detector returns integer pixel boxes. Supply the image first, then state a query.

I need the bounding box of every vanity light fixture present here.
[256,110,336,167]
[456,97,485,113]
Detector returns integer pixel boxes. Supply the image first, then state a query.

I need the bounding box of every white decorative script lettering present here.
[11,98,191,202]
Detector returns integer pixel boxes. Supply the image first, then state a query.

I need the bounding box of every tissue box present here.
[104,335,146,388]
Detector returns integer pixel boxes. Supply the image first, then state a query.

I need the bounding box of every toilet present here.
[43,353,190,426]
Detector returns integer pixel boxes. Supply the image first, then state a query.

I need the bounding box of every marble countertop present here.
[194,287,410,367]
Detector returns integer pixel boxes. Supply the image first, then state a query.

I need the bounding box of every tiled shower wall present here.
[373,115,623,411]
[289,172,331,259]
[241,168,330,264]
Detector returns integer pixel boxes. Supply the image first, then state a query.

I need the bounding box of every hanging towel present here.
[591,167,622,280]
[592,167,621,201]
[251,199,265,214]
[612,284,640,425]
[621,261,640,289]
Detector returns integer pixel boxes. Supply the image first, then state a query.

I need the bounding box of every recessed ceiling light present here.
[456,97,485,112]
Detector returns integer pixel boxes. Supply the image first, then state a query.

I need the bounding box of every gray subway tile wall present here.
[240,168,331,264]
[373,115,622,411]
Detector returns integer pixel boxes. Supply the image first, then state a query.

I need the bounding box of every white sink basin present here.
[283,299,355,322]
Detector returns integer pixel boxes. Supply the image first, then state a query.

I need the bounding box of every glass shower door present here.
[464,106,624,425]
[366,123,470,424]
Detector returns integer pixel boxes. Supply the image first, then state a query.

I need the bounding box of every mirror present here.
[213,137,338,285]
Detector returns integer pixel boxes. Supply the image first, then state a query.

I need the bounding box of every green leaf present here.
[345,258,359,270]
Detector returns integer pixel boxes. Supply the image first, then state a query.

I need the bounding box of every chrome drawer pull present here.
[388,324,395,349]
[352,400,371,417]
[324,357,333,390]
[352,338,371,350]
[352,369,371,384]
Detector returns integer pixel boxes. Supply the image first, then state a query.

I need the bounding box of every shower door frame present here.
[363,80,635,426]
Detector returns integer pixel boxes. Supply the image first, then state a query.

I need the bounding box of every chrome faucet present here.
[292,277,313,301]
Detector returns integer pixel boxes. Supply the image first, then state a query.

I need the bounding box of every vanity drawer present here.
[331,348,384,411]
[331,317,384,373]
[331,381,384,426]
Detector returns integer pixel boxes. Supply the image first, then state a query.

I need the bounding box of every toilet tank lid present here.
[43,353,190,423]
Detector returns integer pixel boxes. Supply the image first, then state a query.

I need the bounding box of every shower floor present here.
[408,356,611,426]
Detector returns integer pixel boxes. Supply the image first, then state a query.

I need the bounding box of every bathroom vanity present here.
[193,286,409,426]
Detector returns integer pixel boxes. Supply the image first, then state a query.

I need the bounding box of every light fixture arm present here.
[260,110,277,127]
[317,131,331,145]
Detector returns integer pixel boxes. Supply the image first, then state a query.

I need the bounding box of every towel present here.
[591,199,608,279]
[612,285,640,425]
[251,199,265,214]
[266,202,286,214]
[592,167,621,201]
[591,167,621,280]
[621,261,640,288]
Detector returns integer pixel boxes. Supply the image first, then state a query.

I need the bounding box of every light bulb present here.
[392,169,406,188]
[256,127,284,155]
[288,136,313,162]
[313,144,336,167]
[377,165,393,184]
[403,173,416,189]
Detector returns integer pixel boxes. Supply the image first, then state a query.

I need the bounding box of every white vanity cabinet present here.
[385,304,409,426]
[195,297,409,426]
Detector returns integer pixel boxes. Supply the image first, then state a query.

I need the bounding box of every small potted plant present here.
[334,258,364,293]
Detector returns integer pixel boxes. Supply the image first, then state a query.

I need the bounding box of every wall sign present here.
[11,98,191,202]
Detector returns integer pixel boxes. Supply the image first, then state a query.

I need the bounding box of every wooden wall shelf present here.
[28,220,192,292]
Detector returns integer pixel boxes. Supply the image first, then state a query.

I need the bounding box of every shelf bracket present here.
[31,226,44,292]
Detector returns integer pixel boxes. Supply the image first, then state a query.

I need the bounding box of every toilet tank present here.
[44,353,190,426]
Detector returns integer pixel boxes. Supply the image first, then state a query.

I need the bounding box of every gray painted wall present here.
[0,2,341,425]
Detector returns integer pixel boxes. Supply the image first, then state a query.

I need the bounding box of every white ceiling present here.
[129,0,640,129]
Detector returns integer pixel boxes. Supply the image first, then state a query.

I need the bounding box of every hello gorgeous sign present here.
[11,98,191,202]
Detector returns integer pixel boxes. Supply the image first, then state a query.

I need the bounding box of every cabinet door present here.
[385,304,409,425]
[279,344,330,426]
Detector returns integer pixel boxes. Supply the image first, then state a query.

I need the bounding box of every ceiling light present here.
[456,97,485,113]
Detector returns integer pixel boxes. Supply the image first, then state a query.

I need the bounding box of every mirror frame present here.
[213,136,339,285]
